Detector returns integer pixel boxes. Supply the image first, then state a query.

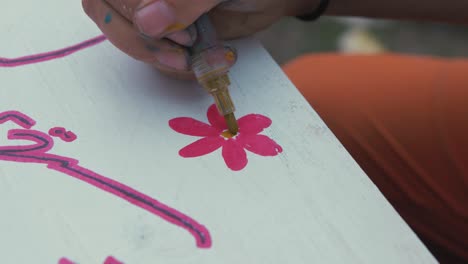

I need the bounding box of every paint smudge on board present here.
[169,104,282,171]
[0,110,211,248]
[104,11,113,24]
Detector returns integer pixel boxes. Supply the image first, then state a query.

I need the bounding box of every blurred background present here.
[256,17,468,65]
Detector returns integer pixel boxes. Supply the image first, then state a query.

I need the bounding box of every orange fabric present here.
[283,53,468,264]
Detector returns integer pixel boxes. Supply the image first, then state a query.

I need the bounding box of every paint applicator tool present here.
[189,14,239,135]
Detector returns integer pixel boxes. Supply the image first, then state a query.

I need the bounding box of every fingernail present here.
[167,30,194,46]
[135,1,175,37]
[155,50,190,71]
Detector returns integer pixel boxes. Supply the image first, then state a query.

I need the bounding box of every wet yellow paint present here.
[224,50,235,62]
[165,23,186,32]
[221,130,235,138]
[170,47,185,54]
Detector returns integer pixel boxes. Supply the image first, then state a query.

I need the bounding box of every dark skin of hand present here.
[82,0,468,79]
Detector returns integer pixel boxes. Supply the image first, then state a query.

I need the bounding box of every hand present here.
[82,0,317,79]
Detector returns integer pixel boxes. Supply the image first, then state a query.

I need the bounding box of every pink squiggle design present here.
[0,35,106,67]
[0,110,36,128]
[0,111,211,248]
[49,127,77,142]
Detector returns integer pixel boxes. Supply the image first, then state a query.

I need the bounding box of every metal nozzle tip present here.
[224,113,238,135]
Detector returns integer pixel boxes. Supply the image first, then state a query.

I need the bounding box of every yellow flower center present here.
[221,130,235,138]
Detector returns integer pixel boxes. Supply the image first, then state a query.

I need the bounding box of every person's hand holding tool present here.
[81,0,319,79]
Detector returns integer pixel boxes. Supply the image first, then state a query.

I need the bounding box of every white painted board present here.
[0,1,436,263]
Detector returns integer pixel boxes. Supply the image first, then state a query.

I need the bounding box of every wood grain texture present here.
[0,1,436,263]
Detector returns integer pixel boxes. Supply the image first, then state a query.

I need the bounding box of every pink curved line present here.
[0,110,36,128]
[0,35,107,67]
[0,111,212,249]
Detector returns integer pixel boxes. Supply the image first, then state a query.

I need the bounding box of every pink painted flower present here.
[169,104,283,171]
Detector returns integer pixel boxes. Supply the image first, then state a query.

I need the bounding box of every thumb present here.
[134,0,220,38]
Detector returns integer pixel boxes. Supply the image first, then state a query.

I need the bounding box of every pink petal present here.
[179,136,224,157]
[222,139,248,171]
[207,104,228,130]
[238,114,272,135]
[169,117,219,137]
[58,258,75,264]
[241,134,283,156]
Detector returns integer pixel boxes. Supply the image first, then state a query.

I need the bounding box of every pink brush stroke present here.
[0,111,211,249]
[0,35,106,67]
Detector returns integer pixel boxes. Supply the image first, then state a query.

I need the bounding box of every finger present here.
[133,0,220,38]
[105,0,198,45]
[105,0,197,46]
[104,0,140,21]
[82,0,194,78]
[217,0,264,12]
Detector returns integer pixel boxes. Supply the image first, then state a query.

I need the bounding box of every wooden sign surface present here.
[0,1,435,263]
